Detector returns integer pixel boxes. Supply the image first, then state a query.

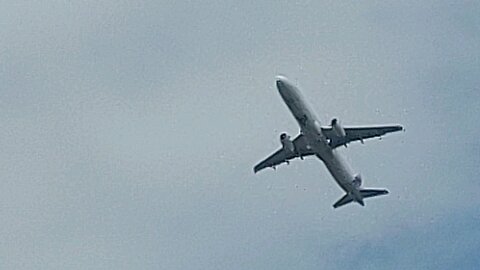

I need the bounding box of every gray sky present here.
[1,1,479,269]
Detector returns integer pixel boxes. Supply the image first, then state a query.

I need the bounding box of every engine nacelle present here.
[331,118,346,138]
[352,174,362,188]
[280,133,295,153]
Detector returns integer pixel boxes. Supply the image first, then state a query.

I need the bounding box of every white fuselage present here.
[276,76,363,203]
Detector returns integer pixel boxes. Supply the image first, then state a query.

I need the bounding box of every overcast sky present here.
[1,1,479,269]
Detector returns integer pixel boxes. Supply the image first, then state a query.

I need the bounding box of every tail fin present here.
[332,189,389,209]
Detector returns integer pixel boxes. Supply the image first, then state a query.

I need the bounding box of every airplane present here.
[253,75,403,208]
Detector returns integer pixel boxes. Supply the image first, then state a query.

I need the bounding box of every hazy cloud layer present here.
[1,1,479,269]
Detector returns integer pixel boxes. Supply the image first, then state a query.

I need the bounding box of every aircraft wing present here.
[253,134,315,173]
[322,125,403,148]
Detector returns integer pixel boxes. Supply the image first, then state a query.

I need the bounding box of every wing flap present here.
[253,134,315,173]
[322,125,403,148]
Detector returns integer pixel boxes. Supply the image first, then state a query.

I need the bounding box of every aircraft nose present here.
[276,75,288,83]
[276,79,284,89]
[275,75,288,91]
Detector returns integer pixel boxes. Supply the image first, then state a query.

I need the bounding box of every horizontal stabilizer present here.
[333,189,389,209]
[333,194,353,208]
[360,189,389,198]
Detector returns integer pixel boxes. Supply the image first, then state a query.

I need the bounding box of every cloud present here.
[0,1,479,269]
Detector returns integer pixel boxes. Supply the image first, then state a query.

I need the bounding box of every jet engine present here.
[280,133,295,153]
[352,174,362,188]
[331,118,346,138]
